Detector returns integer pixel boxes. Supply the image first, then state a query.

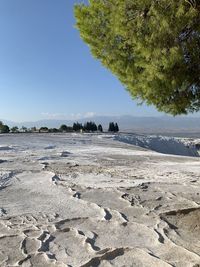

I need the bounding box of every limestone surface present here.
[0,133,200,267]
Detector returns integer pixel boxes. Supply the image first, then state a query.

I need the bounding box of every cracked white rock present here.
[0,133,200,266]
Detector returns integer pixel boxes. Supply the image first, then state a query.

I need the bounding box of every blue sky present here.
[0,0,176,122]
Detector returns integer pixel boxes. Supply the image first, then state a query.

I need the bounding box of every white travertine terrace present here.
[0,133,200,267]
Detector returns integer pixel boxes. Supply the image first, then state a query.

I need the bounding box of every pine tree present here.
[98,124,103,132]
[83,122,89,131]
[75,1,200,115]
[83,121,97,132]
[0,125,10,133]
[59,124,68,132]
[92,122,97,131]
[73,122,83,132]
[73,123,77,131]
[114,123,119,132]
[108,122,115,132]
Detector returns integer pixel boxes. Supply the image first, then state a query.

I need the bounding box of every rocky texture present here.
[0,133,200,266]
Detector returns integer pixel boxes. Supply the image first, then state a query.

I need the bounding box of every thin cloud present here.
[70,112,96,120]
[41,112,96,120]
[41,112,65,119]
[83,112,96,118]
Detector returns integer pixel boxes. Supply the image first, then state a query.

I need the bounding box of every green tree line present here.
[0,121,119,133]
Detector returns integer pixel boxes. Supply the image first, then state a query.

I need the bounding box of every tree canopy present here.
[11,126,19,133]
[83,121,97,131]
[60,124,68,132]
[74,0,200,115]
[108,122,119,132]
[0,124,10,133]
[97,124,103,132]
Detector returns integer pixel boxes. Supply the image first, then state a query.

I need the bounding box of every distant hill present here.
[2,115,200,133]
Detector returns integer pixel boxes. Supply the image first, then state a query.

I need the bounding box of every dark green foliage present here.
[83,121,97,132]
[0,121,105,134]
[108,122,119,132]
[59,124,73,132]
[108,122,115,132]
[0,124,10,133]
[115,123,119,132]
[59,124,68,132]
[0,121,9,133]
[49,128,59,133]
[73,122,83,131]
[97,124,103,132]
[11,126,19,133]
[75,0,200,115]
[39,127,49,132]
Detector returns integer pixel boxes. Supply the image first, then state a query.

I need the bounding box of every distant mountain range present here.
[2,115,200,133]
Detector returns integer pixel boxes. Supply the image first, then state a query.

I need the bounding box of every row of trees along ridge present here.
[0,121,119,133]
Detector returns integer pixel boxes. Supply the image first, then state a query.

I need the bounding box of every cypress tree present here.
[98,124,103,132]
[108,122,115,132]
[83,121,98,132]
[114,123,119,132]
[73,123,77,131]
